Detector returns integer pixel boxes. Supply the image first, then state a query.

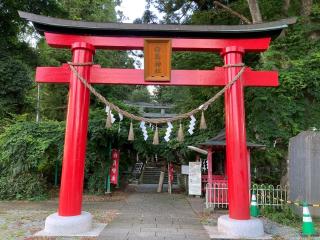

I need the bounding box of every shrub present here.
[0,173,47,200]
[0,120,64,199]
[261,205,301,228]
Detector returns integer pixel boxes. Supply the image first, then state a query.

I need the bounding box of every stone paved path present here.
[98,192,210,240]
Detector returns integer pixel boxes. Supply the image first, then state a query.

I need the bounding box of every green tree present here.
[35,0,141,120]
[0,0,66,124]
[148,0,320,184]
[129,87,152,102]
[0,0,65,65]
[0,55,32,117]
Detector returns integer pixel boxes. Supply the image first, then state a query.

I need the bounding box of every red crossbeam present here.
[36,64,278,87]
[45,33,271,52]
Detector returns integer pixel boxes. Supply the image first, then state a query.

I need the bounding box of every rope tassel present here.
[128,121,134,141]
[106,111,112,129]
[153,126,159,145]
[200,111,207,130]
[177,123,184,142]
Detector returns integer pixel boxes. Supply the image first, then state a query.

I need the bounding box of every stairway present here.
[141,166,178,185]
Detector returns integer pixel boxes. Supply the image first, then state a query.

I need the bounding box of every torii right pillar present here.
[217,46,264,237]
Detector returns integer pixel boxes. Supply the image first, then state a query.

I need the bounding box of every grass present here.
[314,217,320,233]
[261,206,301,229]
[0,223,8,230]
[261,205,320,235]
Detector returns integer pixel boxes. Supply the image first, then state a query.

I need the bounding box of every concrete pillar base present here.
[218,215,264,238]
[42,211,92,235]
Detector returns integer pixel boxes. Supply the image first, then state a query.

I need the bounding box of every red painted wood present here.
[207,147,213,186]
[45,32,271,52]
[91,68,225,86]
[202,175,227,183]
[36,65,278,87]
[58,42,95,216]
[207,147,213,203]
[247,148,251,199]
[243,69,278,87]
[36,65,71,83]
[223,46,250,220]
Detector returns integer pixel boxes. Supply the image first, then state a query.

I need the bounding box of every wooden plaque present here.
[144,39,172,82]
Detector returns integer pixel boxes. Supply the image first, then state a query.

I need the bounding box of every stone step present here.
[142,167,178,184]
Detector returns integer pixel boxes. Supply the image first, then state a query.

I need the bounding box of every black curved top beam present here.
[19,11,296,39]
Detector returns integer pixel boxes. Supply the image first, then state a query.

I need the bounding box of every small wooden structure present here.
[190,129,265,192]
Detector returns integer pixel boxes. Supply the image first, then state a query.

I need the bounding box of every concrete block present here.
[217,215,265,238]
[39,211,93,235]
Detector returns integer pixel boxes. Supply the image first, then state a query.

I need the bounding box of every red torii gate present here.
[20,11,294,237]
[42,35,274,219]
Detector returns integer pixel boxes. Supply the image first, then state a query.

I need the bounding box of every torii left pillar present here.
[42,42,95,235]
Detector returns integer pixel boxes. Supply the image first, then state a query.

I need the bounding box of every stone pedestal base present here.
[39,211,93,235]
[218,215,264,238]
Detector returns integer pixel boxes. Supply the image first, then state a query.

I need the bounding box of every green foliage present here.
[0,0,65,68]
[0,121,64,177]
[0,0,65,43]
[145,1,320,184]
[246,19,320,182]
[83,107,140,194]
[0,55,33,118]
[261,206,301,228]
[148,0,302,25]
[33,1,138,120]
[0,0,146,198]
[0,109,138,197]
[86,167,106,195]
[128,86,152,102]
[0,121,64,200]
[0,173,48,200]
[59,0,118,22]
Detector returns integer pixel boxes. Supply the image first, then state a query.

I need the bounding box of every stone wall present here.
[288,131,320,217]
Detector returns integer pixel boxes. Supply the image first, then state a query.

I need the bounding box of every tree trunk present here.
[283,0,291,15]
[157,171,165,193]
[301,0,313,17]
[213,1,251,24]
[247,0,263,23]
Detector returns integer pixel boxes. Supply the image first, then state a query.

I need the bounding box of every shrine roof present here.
[199,129,265,149]
[19,11,296,39]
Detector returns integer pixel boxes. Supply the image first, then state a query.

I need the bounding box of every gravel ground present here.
[201,211,310,240]
[262,218,301,239]
[0,192,127,240]
[0,192,318,240]
[187,197,320,240]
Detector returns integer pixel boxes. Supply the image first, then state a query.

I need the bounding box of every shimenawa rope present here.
[67,62,246,125]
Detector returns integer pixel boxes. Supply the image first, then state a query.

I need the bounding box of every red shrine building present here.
[189,129,265,206]
[19,11,295,238]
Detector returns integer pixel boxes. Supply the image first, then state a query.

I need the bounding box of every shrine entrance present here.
[19,11,294,238]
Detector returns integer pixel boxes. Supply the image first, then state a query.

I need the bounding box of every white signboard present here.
[181,165,189,175]
[188,162,202,195]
